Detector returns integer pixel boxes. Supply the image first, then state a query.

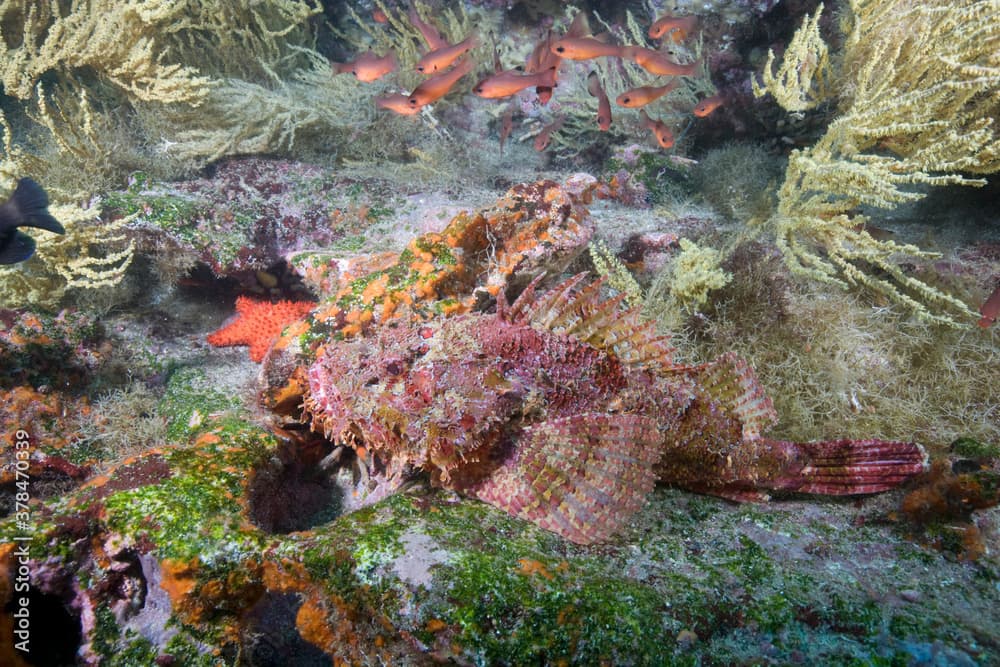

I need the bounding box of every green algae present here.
[4,386,996,666]
[375,494,674,664]
[93,389,276,562]
[412,236,456,266]
[158,367,247,441]
[6,457,998,665]
[721,534,774,584]
[297,312,336,352]
[365,202,396,224]
[102,444,268,562]
[102,173,202,245]
[385,490,932,665]
[330,233,367,253]
[101,173,263,269]
[328,237,457,315]
[431,297,461,315]
[951,436,1000,461]
[91,606,220,667]
[161,634,222,667]
[339,496,414,584]
[91,608,152,666]
[451,549,670,665]
[102,191,199,238]
[606,150,693,205]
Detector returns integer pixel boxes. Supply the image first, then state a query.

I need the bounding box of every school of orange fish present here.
[332,6,1000,327]
[332,7,725,153]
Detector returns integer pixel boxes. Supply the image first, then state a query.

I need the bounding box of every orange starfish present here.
[207,296,315,362]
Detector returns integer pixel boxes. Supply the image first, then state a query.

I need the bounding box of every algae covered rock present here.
[2,378,997,665]
[3,173,998,666]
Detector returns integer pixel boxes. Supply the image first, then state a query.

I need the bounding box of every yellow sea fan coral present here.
[752,4,831,112]
[0,198,135,308]
[588,240,644,308]
[666,238,732,309]
[151,52,376,165]
[0,0,212,105]
[760,0,1000,325]
[0,0,324,189]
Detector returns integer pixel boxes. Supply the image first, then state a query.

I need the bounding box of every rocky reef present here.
[1,383,997,664]
[1,0,999,662]
[2,172,999,665]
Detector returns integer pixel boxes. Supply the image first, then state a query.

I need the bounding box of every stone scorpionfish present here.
[302,273,926,544]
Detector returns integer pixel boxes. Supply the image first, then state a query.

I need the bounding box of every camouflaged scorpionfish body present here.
[302,274,926,544]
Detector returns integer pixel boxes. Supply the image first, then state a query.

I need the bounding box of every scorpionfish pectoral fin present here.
[468,413,663,545]
[653,351,781,491]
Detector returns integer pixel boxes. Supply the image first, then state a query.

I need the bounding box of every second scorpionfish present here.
[303,274,927,544]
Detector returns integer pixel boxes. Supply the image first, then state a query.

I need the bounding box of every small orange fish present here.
[536,33,563,72]
[526,33,549,73]
[549,36,630,61]
[527,32,562,104]
[408,7,447,51]
[616,81,678,108]
[978,283,1000,328]
[693,93,725,117]
[639,109,674,149]
[416,33,479,74]
[528,11,588,97]
[628,47,700,77]
[376,93,423,115]
[372,8,388,24]
[648,14,698,42]
[534,116,565,151]
[333,50,398,82]
[473,67,557,99]
[499,107,514,156]
[587,71,612,131]
[408,57,474,107]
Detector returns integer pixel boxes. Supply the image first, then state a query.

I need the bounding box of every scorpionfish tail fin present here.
[767,438,928,495]
[507,272,678,371]
[692,352,778,441]
[469,413,662,545]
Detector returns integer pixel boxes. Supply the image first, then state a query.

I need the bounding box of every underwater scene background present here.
[1,0,998,664]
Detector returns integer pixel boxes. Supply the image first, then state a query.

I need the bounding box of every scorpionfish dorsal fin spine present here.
[507,272,678,371]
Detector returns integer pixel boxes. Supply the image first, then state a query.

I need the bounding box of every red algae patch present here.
[78,455,173,502]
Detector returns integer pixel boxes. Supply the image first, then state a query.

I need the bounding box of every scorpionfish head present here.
[305,317,529,488]
[304,330,428,456]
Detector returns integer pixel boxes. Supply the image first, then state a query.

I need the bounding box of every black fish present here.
[0,178,65,264]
